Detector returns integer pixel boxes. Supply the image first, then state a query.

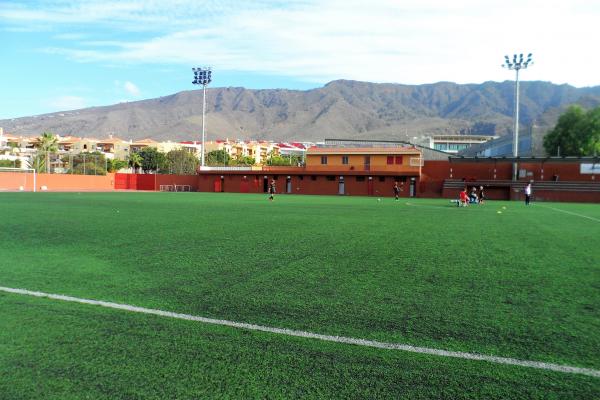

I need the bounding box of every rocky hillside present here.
[2,80,600,142]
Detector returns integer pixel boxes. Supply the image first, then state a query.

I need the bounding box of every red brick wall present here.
[112,164,599,203]
[518,162,595,182]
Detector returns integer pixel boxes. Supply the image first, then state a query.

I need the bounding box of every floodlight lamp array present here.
[192,67,212,85]
[502,53,533,70]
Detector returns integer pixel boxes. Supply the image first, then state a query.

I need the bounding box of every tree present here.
[128,152,143,173]
[68,152,107,175]
[544,105,600,156]
[163,149,199,175]
[266,153,303,166]
[232,155,255,166]
[138,147,166,173]
[35,132,59,173]
[107,159,129,173]
[206,150,230,166]
[0,159,20,168]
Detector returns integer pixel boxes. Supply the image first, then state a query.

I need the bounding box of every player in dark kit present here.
[393,182,402,201]
[268,179,276,201]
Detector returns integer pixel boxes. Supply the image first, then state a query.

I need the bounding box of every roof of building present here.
[433,134,497,141]
[96,137,126,144]
[449,155,600,163]
[2,133,20,140]
[131,138,158,145]
[308,146,419,154]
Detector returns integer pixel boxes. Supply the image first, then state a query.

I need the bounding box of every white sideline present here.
[1,285,599,379]
[540,205,600,223]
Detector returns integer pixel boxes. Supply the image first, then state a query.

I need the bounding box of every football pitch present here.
[1,192,599,399]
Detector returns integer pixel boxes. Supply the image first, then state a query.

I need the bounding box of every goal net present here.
[0,168,37,192]
[175,185,191,192]
[159,185,174,192]
[159,184,191,192]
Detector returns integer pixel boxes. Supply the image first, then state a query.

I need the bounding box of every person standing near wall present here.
[393,182,402,201]
[268,179,276,201]
[525,183,532,205]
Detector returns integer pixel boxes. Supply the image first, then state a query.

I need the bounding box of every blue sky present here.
[1,0,599,119]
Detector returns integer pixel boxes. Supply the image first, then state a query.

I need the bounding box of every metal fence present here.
[30,152,109,175]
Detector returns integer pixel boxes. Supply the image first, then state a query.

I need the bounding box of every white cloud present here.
[48,96,87,111]
[124,81,141,96]
[4,0,600,87]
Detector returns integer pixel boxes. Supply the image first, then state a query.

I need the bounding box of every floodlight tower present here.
[192,67,212,168]
[502,53,533,180]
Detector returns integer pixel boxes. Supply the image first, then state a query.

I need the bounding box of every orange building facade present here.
[305,146,422,175]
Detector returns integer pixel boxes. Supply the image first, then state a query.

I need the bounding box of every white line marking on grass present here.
[539,205,600,223]
[1,285,599,379]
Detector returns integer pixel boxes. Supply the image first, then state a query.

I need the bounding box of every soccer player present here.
[525,183,532,205]
[459,188,469,207]
[268,179,276,201]
[393,182,402,201]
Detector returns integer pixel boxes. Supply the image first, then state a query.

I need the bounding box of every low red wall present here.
[0,172,115,192]
[427,161,596,182]
[518,162,595,182]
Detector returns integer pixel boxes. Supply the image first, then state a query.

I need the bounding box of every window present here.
[321,156,328,165]
[387,156,394,165]
[311,175,317,181]
[356,176,365,182]
[342,155,349,165]
[364,156,371,165]
[326,175,335,181]
[395,156,403,164]
[379,176,386,182]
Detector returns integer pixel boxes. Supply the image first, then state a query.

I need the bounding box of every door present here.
[286,177,292,193]
[263,176,269,192]
[213,178,221,192]
[240,177,249,193]
[220,176,225,192]
[367,177,374,196]
[338,176,345,195]
[409,178,416,197]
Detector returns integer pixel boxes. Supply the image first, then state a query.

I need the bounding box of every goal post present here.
[0,167,37,192]
[175,185,191,192]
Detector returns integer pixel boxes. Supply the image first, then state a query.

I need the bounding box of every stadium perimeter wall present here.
[0,172,115,192]
[424,161,599,202]
[4,161,594,201]
[112,160,599,202]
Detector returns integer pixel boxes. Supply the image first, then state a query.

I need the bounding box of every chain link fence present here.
[31,152,109,175]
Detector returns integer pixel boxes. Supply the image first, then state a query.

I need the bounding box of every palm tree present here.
[36,132,59,173]
[128,152,143,173]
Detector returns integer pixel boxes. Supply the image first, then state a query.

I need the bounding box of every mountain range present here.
[2,80,600,142]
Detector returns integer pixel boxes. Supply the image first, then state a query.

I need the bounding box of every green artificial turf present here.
[0,192,599,398]
[1,294,598,400]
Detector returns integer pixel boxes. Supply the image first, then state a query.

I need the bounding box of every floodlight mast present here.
[192,67,212,168]
[502,53,533,180]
